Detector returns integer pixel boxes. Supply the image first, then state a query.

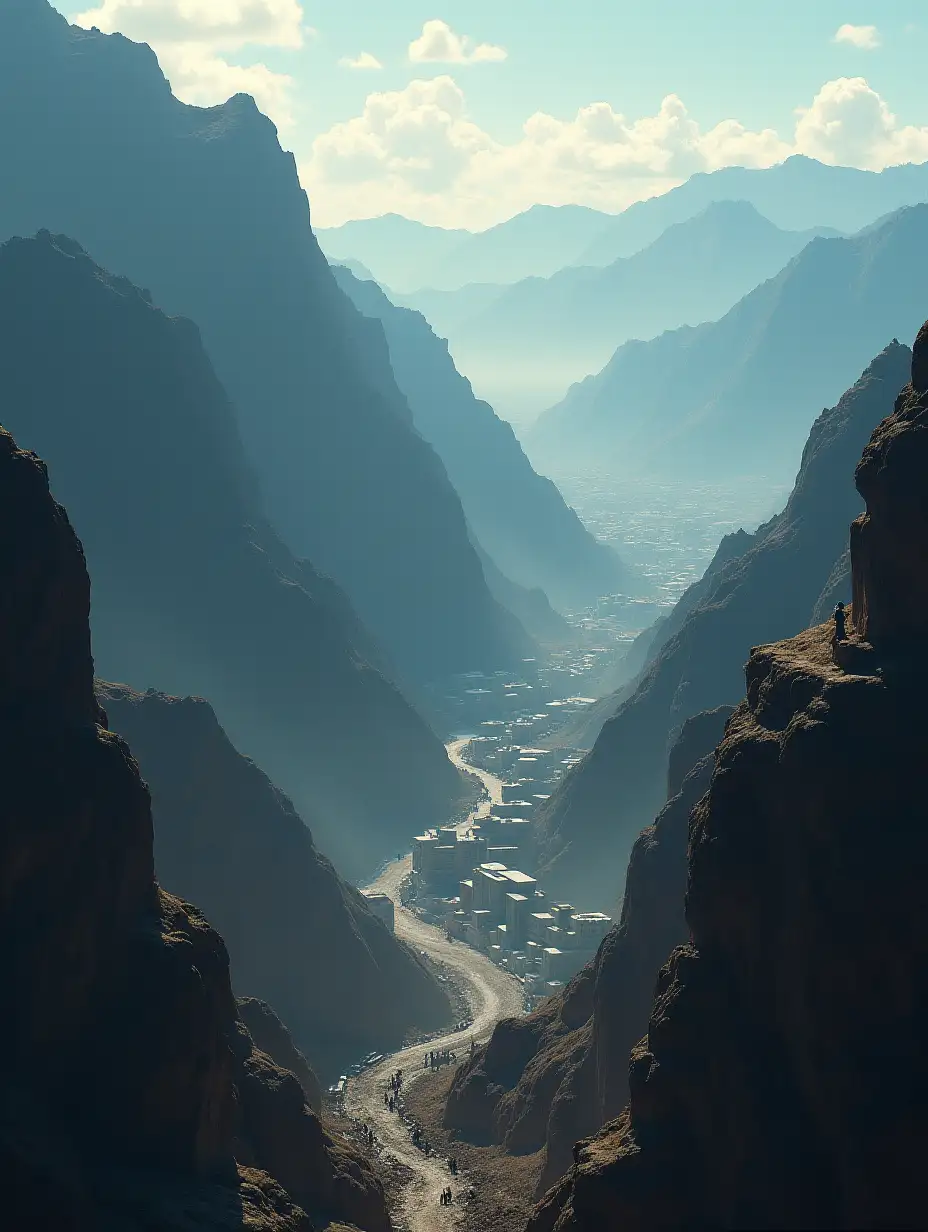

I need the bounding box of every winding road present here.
[345,740,522,1232]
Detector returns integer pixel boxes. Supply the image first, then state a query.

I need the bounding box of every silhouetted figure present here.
[833,601,848,643]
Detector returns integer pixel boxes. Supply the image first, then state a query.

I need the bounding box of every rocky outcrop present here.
[444,707,731,1194]
[533,341,911,908]
[530,337,928,1231]
[0,0,529,686]
[99,681,450,1076]
[0,425,388,1231]
[0,230,466,879]
[237,999,322,1114]
[333,265,631,612]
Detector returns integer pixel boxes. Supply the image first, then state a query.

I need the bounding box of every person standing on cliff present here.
[833,602,848,643]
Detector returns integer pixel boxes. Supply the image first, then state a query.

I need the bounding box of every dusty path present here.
[346,746,521,1232]
[446,736,503,822]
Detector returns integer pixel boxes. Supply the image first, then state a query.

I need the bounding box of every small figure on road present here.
[833,601,848,643]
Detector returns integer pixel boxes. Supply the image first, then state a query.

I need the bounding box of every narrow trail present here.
[345,741,522,1232]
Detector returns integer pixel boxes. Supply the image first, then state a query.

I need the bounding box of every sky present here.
[59,0,928,230]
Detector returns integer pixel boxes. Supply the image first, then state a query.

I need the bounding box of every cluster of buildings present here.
[410,736,611,1008]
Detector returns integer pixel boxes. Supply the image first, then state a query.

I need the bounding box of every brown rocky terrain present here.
[534,339,912,909]
[98,681,451,1076]
[529,332,928,1230]
[0,423,389,1230]
[444,706,732,1195]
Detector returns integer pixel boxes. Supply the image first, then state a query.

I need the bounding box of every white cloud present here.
[408,19,507,65]
[795,77,928,169]
[339,51,384,70]
[834,23,881,50]
[73,0,305,129]
[303,74,928,229]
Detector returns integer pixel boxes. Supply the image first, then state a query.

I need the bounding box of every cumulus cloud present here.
[339,51,383,70]
[303,74,928,229]
[74,0,306,128]
[834,23,881,49]
[408,19,507,65]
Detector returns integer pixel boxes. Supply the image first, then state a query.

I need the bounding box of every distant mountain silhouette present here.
[0,231,465,881]
[0,0,527,685]
[407,201,833,421]
[576,154,928,266]
[529,206,928,488]
[532,342,911,907]
[319,204,615,293]
[333,265,632,611]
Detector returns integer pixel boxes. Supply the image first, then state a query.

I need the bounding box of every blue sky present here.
[59,0,928,228]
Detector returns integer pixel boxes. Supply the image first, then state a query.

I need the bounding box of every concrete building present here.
[361,891,395,932]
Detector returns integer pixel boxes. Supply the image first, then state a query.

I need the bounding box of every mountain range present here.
[532,341,911,907]
[332,265,632,612]
[528,205,928,489]
[400,200,836,423]
[0,0,529,687]
[0,231,465,880]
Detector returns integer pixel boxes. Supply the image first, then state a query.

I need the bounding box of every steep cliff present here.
[530,336,928,1231]
[529,205,928,488]
[0,230,464,880]
[99,682,451,1076]
[444,707,730,1195]
[533,341,911,907]
[0,0,527,685]
[332,265,629,612]
[0,425,389,1232]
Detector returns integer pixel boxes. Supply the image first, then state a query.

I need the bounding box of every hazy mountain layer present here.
[333,265,632,611]
[319,204,615,293]
[0,0,527,685]
[532,342,911,908]
[529,205,928,488]
[0,231,465,880]
[404,201,833,421]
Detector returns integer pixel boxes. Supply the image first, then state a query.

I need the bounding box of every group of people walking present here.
[424,1046,456,1071]
[439,1186,454,1206]
[383,1068,403,1114]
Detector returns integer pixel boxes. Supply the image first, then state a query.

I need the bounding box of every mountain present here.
[317,212,468,293]
[319,203,616,293]
[444,706,731,1195]
[529,205,928,488]
[531,341,911,908]
[407,200,833,423]
[0,230,466,881]
[576,152,928,267]
[332,265,632,611]
[0,423,389,1232]
[99,683,451,1076]
[532,345,928,1230]
[0,0,527,686]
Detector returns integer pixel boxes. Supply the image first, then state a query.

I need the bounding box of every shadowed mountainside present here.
[0,0,528,685]
[333,265,632,612]
[529,206,928,487]
[0,230,465,881]
[0,424,390,1232]
[99,683,451,1077]
[444,707,731,1196]
[532,340,911,908]
[531,333,928,1230]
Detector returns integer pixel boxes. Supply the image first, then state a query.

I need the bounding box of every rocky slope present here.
[0,0,527,685]
[0,230,465,880]
[333,265,630,612]
[99,681,451,1076]
[0,424,389,1232]
[531,339,928,1229]
[407,202,832,422]
[532,340,911,908]
[529,205,928,488]
[444,707,731,1195]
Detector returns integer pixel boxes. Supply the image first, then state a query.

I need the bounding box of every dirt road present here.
[346,759,522,1232]
[446,736,503,821]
